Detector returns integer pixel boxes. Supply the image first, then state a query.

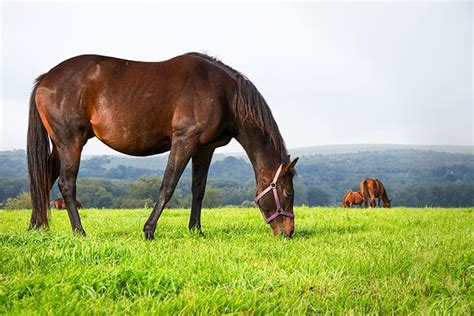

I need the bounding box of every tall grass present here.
[0,207,472,314]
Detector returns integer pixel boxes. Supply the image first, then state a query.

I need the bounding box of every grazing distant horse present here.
[360,178,391,208]
[53,198,82,210]
[27,53,298,239]
[341,190,364,208]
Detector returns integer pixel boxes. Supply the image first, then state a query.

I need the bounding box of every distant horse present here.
[53,198,82,210]
[27,53,298,239]
[360,178,391,208]
[341,190,364,208]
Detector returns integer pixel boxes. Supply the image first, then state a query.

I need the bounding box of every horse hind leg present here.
[49,144,60,190]
[369,193,376,208]
[57,142,86,235]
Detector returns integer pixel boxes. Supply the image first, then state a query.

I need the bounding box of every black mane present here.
[189,52,288,161]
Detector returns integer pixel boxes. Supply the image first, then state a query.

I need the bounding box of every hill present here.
[289,144,473,156]
[1,145,473,208]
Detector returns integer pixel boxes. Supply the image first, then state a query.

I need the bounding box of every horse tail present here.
[359,179,366,197]
[360,179,369,206]
[27,73,52,229]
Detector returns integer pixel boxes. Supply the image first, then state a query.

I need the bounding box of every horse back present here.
[34,54,237,156]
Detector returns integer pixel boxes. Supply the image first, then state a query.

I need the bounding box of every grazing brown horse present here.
[53,198,82,210]
[27,53,298,239]
[359,178,391,208]
[340,190,364,208]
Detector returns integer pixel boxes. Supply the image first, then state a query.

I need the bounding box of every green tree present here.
[0,177,28,204]
[128,176,162,200]
[294,183,308,206]
[3,192,31,209]
[202,187,223,208]
[306,185,331,206]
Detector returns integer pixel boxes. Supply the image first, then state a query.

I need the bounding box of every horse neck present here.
[235,125,287,188]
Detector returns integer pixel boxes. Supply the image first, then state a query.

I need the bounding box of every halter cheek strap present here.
[254,164,294,224]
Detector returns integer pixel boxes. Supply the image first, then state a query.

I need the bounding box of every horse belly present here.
[90,113,171,156]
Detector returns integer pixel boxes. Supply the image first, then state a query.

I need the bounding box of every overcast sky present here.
[1,1,472,155]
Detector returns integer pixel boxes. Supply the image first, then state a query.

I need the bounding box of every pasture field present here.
[0,207,472,314]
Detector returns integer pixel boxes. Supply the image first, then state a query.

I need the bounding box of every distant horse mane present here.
[189,53,288,161]
[377,179,390,201]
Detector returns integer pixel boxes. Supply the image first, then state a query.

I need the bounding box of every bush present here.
[202,187,223,208]
[240,200,255,208]
[111,197,154,209]
[3,192,31,209]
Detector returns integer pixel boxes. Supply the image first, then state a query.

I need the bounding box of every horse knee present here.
[58,177,74,196]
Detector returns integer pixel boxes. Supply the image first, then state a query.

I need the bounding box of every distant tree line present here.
[1,150,473,209]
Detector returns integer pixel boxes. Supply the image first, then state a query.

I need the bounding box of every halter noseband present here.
[254,164,294,224]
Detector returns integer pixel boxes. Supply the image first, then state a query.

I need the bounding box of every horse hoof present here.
[28,222,45,230]
[189,226,206,237]
[74,228,86,236]
[144,231,154,240]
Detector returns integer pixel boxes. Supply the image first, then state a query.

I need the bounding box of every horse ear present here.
[289,157,299,169]
[284,157,299,174]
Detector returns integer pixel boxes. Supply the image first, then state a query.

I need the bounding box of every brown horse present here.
[53,198,82,210]
[340,190,364,208]
[27,53,298,239]
[359,178,391,208]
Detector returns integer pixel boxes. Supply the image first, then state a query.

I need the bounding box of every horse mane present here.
[375,178,390,201]
[189,53,288,161]
[379,181,389,200]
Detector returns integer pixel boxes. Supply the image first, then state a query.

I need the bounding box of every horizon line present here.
[1,143,472,157]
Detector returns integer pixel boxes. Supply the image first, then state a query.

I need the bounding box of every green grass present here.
[0,207,473,314]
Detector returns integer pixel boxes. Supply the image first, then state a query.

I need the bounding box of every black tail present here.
[27,74,51,228]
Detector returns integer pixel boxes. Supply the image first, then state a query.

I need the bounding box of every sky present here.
[1,0,472,155]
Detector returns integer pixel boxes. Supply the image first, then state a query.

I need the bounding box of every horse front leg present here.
[143,137,197,240]
[189,147,215,233]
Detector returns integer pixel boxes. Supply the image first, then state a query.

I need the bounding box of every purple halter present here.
[254,164,294,224]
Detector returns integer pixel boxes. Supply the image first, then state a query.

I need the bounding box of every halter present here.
[254,164,294,224]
